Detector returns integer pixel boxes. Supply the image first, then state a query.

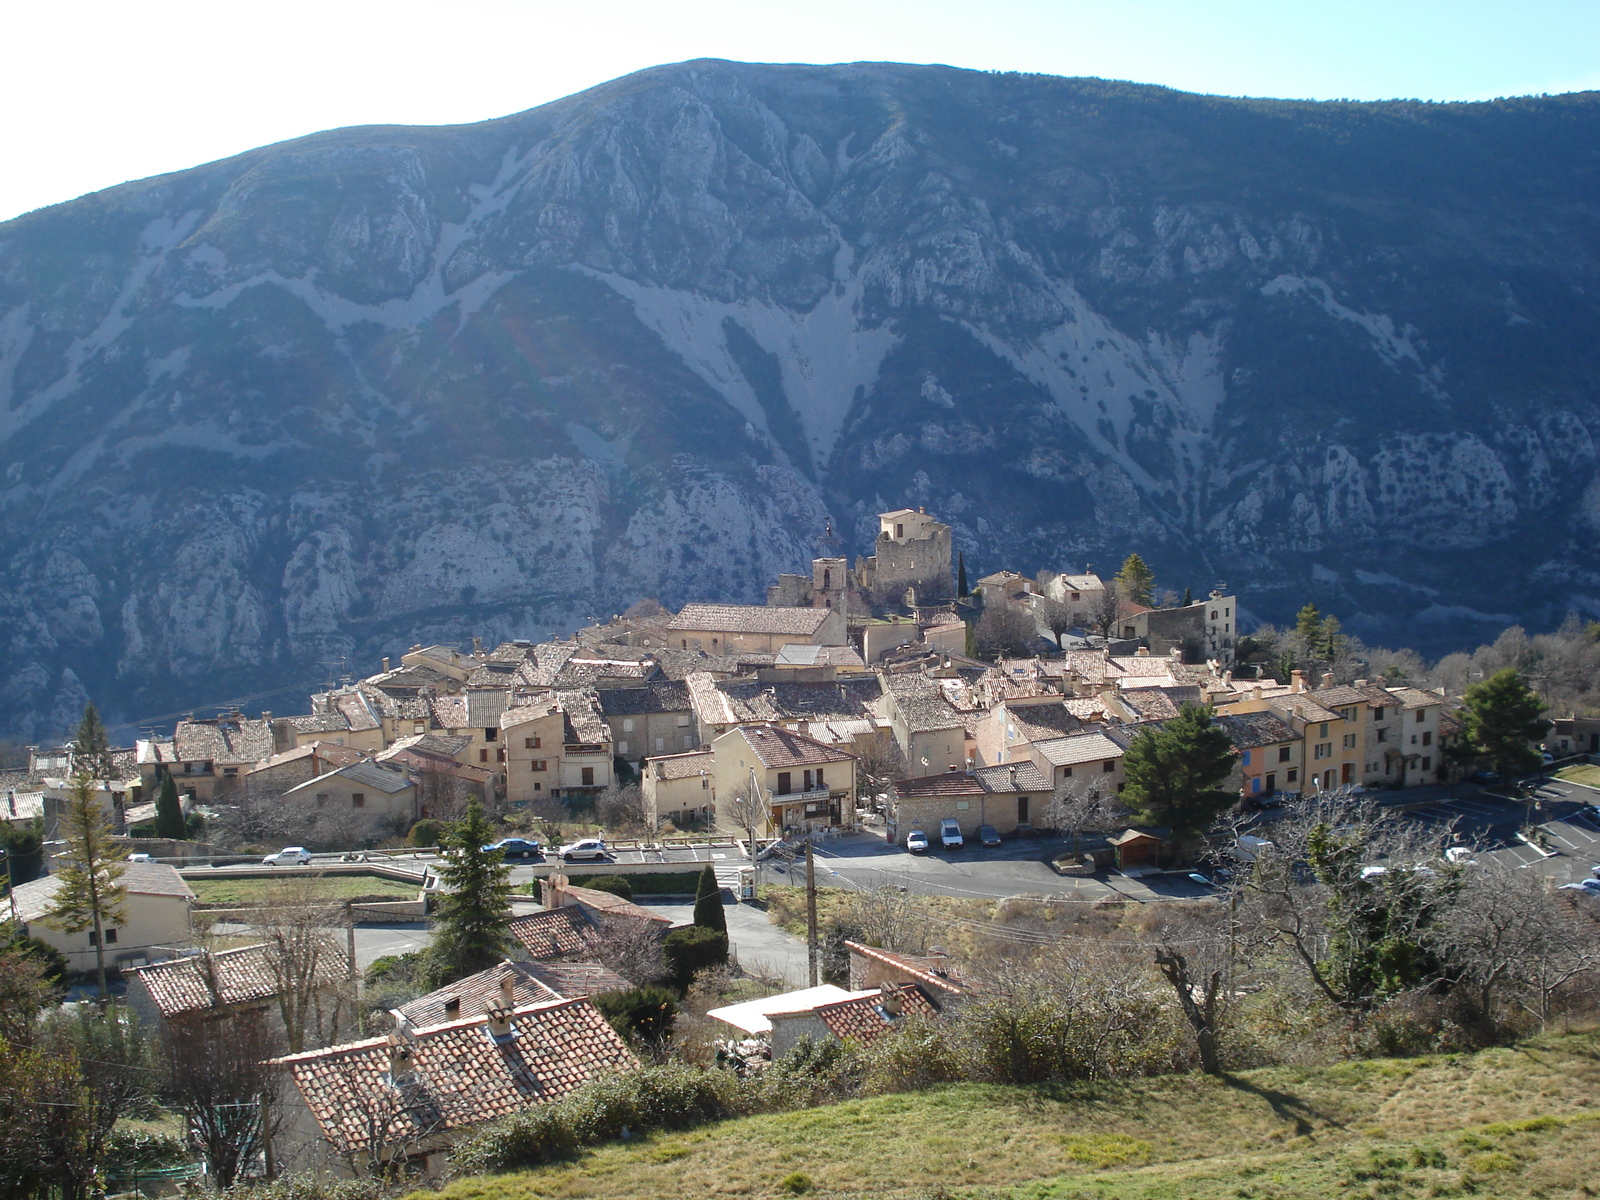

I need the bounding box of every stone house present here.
[877,672,971,774]
[1546,716,1600,757]
[390,959,631,1032]
[124,940,352,1047]
[969,761,1052,833]
[666,603,847,654]
[1387,687,1447,785]
[886,762,1050,843]
[973,695,1085,768]
[500,700,566,807]
[858,508,953,606]
[767,983,941,1056]
[1306,684,1371,791]
[14,861,194,973]
[641,749,714,827]
[282,761,418,833]
[686,670,882,742]
[272,996,637,1177]
[1027,731,1126,793]
[428,691,513,773]
[596,681,698,766]
[709,725,857,835]
[145,713,274,801]
[245,743,365,799]
[1120,592,1238,667]
[1039,572,1106,628]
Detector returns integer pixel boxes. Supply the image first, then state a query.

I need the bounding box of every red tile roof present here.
[844,941,965,997]
[814,984,941,1044]
[126,942,345,1018]
[276,997,638,1154]
[668,604,831,636]
[394,961,562,1030]
[507,907,594,959]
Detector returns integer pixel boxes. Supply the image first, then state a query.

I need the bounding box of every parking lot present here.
[1394,779,1600,881]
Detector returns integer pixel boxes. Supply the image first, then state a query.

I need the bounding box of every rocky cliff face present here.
[2,61,1598,737]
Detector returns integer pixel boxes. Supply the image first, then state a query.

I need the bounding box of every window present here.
[581,767,594,786]
[1416,710,1424,723]
[1210,610,1218,619]
[1343,733,1356,750]
[224,767,238,777]
[496,748,505,763]
[531,760,547,772]
[1319,722,1329,738]
[676,714,690,727]
[485,728,498,741]
[1251,777,1261,793]
[352,793,365,808]
[1287,767,1299,783]
[316,792,329,807]
[525,736,538,749]
[956,799,970,811]
[655,737,665,752]
[804,769,814,791]
[683,735,694,750]
[1265,772,1276,792]
[1070,591,1080,601]
[1377,728,1388,743]
[623,718,634,733]
[816,768,825,787]
[895,523,905,538]
[777,771,792,794]
[1422,756,1432,770]
[1374,707,1386,721]
[414,722,425,734]
[701,777,709,789]
[1241,750,1252,766]
[1422,731,1432,746]
[90,928,118,945]
[1062,766,1073,778]
[533,783,541,792]
[618,740,629,755]
[1314,743,1331,760]
[479,749,489,763]
[1278,745,1292,762]
[1103,760,1115,773]
[1018,795,1029,823]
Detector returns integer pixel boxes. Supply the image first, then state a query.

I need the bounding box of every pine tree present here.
[1182,586,1193,607]
[1461,668,1551,790]
[72,703,114,781]
[1119,704,1237,842]
[1114,553,1156,607]
[153,773,184,840]
[692,864,726,934]
[1294,602,1324,645]
[424,799,513,987]
[957,552,968,597]
[41,773,128,999]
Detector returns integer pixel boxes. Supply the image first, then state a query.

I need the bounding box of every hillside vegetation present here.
[411,1030,1600,1200]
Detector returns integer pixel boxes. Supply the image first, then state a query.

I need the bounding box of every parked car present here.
[1470,769,1501,784]
[263,846,312,866]
[484,837,542,859]
[127,852,152,863]
[976,824,1002,848]
[906,829,930,854]
[1557,879,1600,895]
[559,838,609,862]
[939,818,965,850]
[1444,847,1479,866]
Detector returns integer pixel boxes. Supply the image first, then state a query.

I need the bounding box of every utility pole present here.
[259,1091,275,1180]
[805,842,819,987]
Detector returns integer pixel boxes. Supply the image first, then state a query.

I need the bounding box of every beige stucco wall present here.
[30,892,191,972]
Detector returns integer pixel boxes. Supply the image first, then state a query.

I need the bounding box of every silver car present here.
[263,846,312,866]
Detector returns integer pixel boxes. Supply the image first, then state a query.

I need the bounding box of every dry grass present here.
[188,874,421,906]
[1555,763,1600,790]
[407,1031,1600,1200]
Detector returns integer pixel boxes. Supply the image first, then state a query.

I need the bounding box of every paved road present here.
[637,898,813,986]
[213,919,434,971]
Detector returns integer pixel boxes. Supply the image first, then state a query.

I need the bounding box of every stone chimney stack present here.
[1321,672,1334,687]
[499,973,516,1009]
[1291,670,1307,693]
[386,1034,413,1078]
[487,1007,513,1039]
[382,656,390,672]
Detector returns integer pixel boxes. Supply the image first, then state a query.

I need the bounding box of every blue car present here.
[483,837,543,859]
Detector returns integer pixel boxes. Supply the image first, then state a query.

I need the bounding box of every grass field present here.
[188,875,422,906]
[1555,763,1600,790]
[409,1030,1600,1200]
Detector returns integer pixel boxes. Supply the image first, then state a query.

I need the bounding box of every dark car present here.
[976,824,1002,848]
[483,837,543,859]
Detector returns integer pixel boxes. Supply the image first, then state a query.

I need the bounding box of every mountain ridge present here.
[2,60,1598,738]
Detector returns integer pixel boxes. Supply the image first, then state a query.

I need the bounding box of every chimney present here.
[918,506,925,514]
[382,656,391,672]
[1252,686,1264,702]
[947,763,959,773]
[487,1007,513,1039]
[473,637,484,655]
[1354,679,1368,688]
[1321,672,1334,688]
[1136,646,1150,657]
[499,973,516,1009]
[878,988,904,1016]
[386,1034,414,1078]
[1291,670,1307,693]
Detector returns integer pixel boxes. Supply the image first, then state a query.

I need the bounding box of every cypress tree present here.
[1182,586,1193,607]
[957,551,968,597]
[692,864,726,934]
[73,702,114,780]
[153,773,184,840]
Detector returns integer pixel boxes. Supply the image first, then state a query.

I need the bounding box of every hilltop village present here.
[7,508,1467,854]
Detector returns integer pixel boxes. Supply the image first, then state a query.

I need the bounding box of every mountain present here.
[2,61,1598,738]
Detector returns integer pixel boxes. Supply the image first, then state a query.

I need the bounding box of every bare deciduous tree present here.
[595,782,647,833]
[1036,596,1074,649]
[162,1014,284,1188]
[582,914,669,987]
[1089,584,1124,640]
[250,877,356,1053]
[1045,779,1124,861]
[974,602,1038,660]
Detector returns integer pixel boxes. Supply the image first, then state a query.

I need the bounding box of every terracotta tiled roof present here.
[1033,731,1124,768]
[1388,686,1445,711]
[1212,711,1298,750]
[173,716,273,765]
[844,942,965,996]
[555,691,612,746]
[395,961,562,1029]
[277,997,638,1153]
[881,673,967,733]
[667,604,831,636]
[247,743,364,775]
[127,942,345,1018]
[382,733,473,761]
[596,681,692,717]
[1267,693,1340,725]
[551,886,676,927]
[507,907,595,959]
[814,984,941,1044]
[972,762,1052,793]
[890,773,985,799]
[1003,700,1085,742]
[649,750,714,781]
[430,691,510,731]
[733,725,856,770]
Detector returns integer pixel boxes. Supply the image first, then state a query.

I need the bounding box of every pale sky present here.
[4,0,1597,224]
